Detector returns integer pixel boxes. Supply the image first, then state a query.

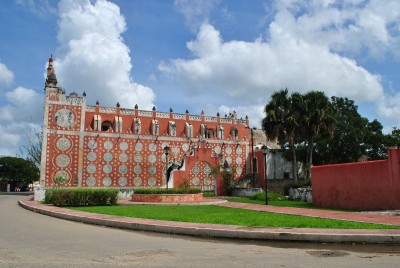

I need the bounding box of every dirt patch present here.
[306,250,349,257]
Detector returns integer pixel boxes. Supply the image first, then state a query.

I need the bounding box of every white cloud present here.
[160,22,384,126]
[0,87,43,122]
[55,0,155,110]
[161,0,400,127]
[0,86,43,157]
[0,62,14,85]
[174,0,219,32]
[272,0,400,59]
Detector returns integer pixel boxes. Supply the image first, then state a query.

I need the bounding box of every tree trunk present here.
[290,141,298,182]
[306,137,313,179]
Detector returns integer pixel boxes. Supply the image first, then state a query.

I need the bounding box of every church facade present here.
[40,56,252,194]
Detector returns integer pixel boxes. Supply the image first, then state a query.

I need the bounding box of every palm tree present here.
[302,91,336,178]
[262,89,302,181]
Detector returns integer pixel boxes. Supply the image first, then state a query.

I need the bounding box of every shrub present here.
[249,191,288,201]
[44,188,119,207]
[134,188,201,194]
[202,191,215,197]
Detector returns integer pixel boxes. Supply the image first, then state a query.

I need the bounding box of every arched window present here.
[101,121,113,132]
[207,129,215,139]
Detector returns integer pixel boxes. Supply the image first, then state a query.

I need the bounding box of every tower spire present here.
[45,55,58,87]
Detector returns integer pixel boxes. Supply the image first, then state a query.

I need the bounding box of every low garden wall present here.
[132,193,203,203]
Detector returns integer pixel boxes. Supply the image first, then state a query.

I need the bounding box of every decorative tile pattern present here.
[135,142,143,152]
[236,147,242,154]
[148,166,156,175]
[103,152,113,162]
[104,141,113,150]
[119,165,127,174]
[236,157,242,165]
[118,177,127,186]
[149,143,157,152]
[133,177,142,186]
[134,154,143,163]
[56,154,70,168]
[214,145,221,154]
[225,146,232,155]
[192,177,200,186]
[55,171,69,182]
[88,140,97,149]
[119,153,128,163]
[134,165,142,174]
[192,166,200,175]
[148,154,156,164]
[182,143,189,152]
[148,177,156,186]
[103,177,112,187]
[87,176,96,187]
[56,138,71,151]
[87,152,96,162]
[119,141,128,151]
[204,166,211,175]
[87,164,96,174]
[103,164,112,174]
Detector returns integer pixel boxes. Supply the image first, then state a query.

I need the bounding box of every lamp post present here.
[261,145,268,205]
[164,145,170,189]
[246,126,256,187]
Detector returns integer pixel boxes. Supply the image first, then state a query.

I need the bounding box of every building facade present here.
[40,56,251,194]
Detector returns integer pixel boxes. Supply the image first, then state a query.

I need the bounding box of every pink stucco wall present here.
[312,148,400,210]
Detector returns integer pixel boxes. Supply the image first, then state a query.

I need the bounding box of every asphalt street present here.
[1,195,400,267]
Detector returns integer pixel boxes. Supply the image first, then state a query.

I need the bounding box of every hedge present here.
[44,188,119,207]
[134,188,202,195]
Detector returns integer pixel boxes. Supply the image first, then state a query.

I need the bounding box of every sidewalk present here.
[19,196,400,244]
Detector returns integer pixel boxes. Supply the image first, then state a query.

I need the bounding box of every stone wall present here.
[288,187,312,203]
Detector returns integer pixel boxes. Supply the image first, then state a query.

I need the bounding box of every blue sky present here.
[0,0,399,156]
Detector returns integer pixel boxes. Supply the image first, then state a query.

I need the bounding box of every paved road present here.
[1,196,400,267]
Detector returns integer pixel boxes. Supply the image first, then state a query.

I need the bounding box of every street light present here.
[261,145,268,205]
[163,145,170,189]
[246,126,257,187]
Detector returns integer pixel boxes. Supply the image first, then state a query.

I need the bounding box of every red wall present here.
[312,148,400,210]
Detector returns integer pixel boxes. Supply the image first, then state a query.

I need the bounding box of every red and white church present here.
[39,56,261,195]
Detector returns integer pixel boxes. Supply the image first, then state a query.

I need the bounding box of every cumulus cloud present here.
[174,0,218,32]
[0,87,43,157]
[161,0,399,127]
[55,0,155,110]
[0,62,14,86]
[0,87,43,122]
[272,0,400,59]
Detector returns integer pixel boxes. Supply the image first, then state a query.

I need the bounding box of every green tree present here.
[0,157,39,185]
[364,119,390,160]
[313,97,367,165]
[302,91,336,178]
[262,89,303,181]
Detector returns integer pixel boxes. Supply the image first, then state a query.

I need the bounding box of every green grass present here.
[69,205,399,229]
[227,193,360,212]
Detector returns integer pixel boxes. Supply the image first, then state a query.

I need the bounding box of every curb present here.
[18,196,400,244]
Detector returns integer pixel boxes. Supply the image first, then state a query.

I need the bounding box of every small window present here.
[101,121,113,131]
[284,172,290,179]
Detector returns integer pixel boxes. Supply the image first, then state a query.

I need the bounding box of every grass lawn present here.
[227,196,314,208]
[226,195,361,212]
[69,205,399,230]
